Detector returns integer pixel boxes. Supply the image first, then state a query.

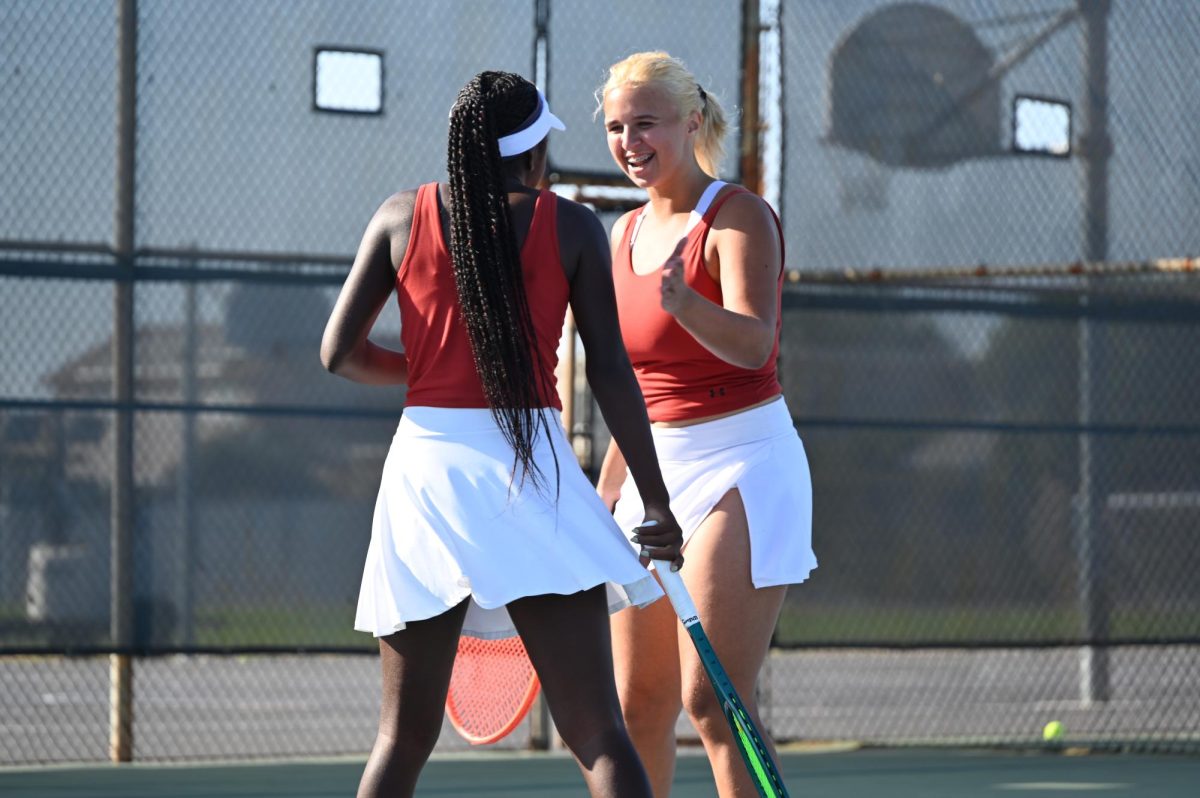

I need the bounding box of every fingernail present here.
[670,562,681,572]
[631,535,641,544]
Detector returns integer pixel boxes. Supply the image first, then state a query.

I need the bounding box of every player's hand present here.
[659,237,695,317]
[632,514,685,573]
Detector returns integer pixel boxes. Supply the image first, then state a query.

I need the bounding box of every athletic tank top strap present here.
[396,182,441,281]
[525,188,559,262]
[689,180,727,226]
[694,184,762,258]
[628,207,647,250]
[628,180,728,249]
[416,180,440,228]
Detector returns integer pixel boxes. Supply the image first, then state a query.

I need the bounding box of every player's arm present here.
[661,191,780,369]
[563,201,681,564]
[320,191,414,385]
[592,209,639,512]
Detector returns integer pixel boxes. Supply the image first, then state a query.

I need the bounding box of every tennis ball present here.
[1042,720,1064,741]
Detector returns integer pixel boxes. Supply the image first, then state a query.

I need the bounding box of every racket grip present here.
[635,520,700,627]
[654,564,700,628]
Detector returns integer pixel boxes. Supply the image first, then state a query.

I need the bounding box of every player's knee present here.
[681,678,721,730]
[618,682,680,737]
[376,721,442,765]
[554,708,618,752]
[681,676,757,738]
[557,718,634,766]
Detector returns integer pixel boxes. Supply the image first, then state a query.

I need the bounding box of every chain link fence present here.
[2,0,1197,764]
[761,0,1200,749]
[765,268,1200,749]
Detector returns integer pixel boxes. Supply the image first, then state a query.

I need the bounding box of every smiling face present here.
[603,83,699,189]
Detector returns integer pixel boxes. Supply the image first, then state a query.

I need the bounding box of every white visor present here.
[496,90,566,157]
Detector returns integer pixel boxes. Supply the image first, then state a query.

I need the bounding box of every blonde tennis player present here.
[596,52,817,797]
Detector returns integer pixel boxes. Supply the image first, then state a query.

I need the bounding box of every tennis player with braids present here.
[321,71,683,798]
[596,52,817,797]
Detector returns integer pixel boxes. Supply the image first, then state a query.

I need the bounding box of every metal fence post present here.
[1076,0,1112,706]
[176,280,197,647]
[110,0,137,762]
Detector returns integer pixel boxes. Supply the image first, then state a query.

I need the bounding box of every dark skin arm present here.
[559,199,684,570]
[320,191,415,385]
[593,210,637,513]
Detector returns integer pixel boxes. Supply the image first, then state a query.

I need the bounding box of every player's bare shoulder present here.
[375,189,419,234]
[555,193,607,238]
[554,194,610,282]
[366,188,421,271]
[708,187,781,265]
[710,186,776,235]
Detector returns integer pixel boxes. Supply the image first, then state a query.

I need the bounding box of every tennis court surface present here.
[3,746,1199,797]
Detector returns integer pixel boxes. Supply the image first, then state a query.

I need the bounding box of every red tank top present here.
[612,185,784,422]
[397,182,567,409]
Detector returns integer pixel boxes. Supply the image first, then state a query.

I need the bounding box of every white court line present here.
[995,783,1131,791]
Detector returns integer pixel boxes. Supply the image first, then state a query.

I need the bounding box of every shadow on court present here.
[2,747,1199,797]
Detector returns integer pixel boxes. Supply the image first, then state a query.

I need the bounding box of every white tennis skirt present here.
[355,406,662,639]
[613,396,816,588]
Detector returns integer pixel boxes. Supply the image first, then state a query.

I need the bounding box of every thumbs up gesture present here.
[659,237,693,316]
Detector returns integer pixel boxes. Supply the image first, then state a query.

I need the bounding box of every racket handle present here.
[636,519,700,627]
[654,564,700,628]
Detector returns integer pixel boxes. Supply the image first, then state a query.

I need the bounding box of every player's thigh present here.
[507,586,625,719]
[680,489,787,694]
[376,599,469,736]
[610,585,682,707]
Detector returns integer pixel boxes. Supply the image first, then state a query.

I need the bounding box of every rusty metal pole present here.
[110,0,137,763]
[740,0,762,194]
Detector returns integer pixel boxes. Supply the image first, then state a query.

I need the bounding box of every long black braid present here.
[446,71,558,494]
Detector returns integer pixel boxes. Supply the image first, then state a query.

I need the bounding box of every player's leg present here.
[680,488,788,798]
[508,585,654,798]
[610,594,683,797]
[356,598,469,798]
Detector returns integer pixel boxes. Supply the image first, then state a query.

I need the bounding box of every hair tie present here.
[698,85,708,108]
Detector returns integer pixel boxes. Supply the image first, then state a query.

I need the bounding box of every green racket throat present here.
[686,624,790,798]
[728,701,777,796]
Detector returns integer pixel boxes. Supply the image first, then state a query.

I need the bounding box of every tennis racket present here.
[445,634,540,745]
[655,561,790,797]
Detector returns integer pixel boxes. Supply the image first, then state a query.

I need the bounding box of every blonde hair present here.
[598,51,729,178]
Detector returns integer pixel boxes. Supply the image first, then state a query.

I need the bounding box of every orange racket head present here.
[445,634,540,745]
